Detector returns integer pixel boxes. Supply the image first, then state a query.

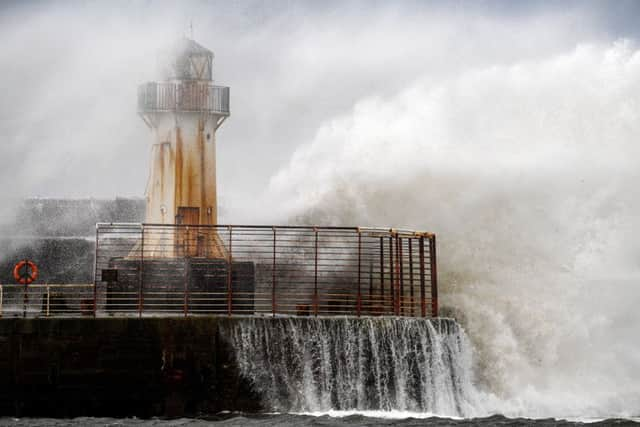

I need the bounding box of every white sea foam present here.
[296,411,639,424]
[261,41,640,418]
[293,409,457,419]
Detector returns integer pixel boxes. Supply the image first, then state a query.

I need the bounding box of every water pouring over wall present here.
[221,317,479,417]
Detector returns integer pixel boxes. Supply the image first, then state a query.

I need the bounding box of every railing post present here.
[46,283,50,317]
[389,236,395,315]
[368,261,373,316]
[93,225,99,317]
[0,284,3,318]
[357,231,362,317]
[419,236,426,317]
[408,238,414,316]
[429,234,439,318]
[398,235,404,316]
[227,226,233,317]
[184,258,189,317]
[272,227,276,317]
[379,237,384,313]
[22,285,28,317]
[314,228,319,317]
[138,226,144,318]
[22,259,27,318]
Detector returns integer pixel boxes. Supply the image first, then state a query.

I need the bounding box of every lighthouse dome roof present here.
[160,37,214,81]
[177,38,213,57]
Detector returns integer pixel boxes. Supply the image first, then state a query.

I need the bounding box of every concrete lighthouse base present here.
[106,258,256,314]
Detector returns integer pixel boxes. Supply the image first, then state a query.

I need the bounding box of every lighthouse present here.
[137,38,229,258]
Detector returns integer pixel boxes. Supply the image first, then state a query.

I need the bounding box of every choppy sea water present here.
[0,414,638,427]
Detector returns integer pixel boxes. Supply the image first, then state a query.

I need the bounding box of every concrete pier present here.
[0,317,261,417]
[0,316,465,417]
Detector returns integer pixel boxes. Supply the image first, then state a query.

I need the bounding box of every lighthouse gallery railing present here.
[137,82,230,115]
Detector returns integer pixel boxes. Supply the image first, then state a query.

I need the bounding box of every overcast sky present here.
[3,2,640,411]
[1,0,639,221]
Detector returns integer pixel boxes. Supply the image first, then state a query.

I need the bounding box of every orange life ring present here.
[13,260,38,285]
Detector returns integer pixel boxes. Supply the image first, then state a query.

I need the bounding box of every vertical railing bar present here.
[46,283,50,317]
[93,225,99,317]
[184,257,189,318]
[398,235,404,316]
[368,259,373,316]
[139,226,144,318]
[272,227,277,317]
[227,225,233,317]
[0,284,3,318]
[419,236,426,318]
[408,238,414,317]
[379,236,384,315]
[314,228,319,317]
[357,231,362,317]
[429,234,439,318]
[389,236,394,315]
[22,259,27,318]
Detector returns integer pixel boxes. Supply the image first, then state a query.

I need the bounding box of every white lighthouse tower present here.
[137,38,229,258]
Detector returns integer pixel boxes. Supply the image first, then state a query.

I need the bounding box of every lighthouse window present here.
[206,133,211,140]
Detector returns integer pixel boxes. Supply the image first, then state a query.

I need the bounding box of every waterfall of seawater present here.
[220,317,478,417]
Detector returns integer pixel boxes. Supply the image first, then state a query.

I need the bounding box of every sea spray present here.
[220,317,478,417]
[264,42,640,417]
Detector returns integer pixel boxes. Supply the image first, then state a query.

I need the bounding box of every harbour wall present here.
[0,316,472,418]
[0,317,260,417]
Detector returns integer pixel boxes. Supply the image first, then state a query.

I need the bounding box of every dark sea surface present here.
[0,414,638,427]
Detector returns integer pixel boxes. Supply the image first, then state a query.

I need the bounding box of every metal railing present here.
[0,224,438,318]
[0,284,95,317]
[94,223,438,318]
[137,81,230,115]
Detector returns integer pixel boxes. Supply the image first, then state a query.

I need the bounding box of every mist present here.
[2,0,640,419]
[1,1,633,205]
